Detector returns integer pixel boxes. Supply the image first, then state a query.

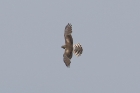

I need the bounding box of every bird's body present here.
[61,23,83,67]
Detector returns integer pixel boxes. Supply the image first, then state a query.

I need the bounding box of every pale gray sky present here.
[0,0,140,93]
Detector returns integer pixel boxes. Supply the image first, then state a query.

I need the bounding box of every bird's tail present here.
[73,43,83,57]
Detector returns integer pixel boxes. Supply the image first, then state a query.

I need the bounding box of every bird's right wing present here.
[63,53,71,67]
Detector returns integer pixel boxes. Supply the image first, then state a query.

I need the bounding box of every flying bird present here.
[61,23,83,67]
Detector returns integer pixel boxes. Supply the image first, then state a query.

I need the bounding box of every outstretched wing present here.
[64,23,73,45]
[63,52,71,67]
[63,23,73,67]
[63,48,73,67]
[73,43,83,57]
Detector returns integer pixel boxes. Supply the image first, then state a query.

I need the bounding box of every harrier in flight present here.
[61,23,83,67]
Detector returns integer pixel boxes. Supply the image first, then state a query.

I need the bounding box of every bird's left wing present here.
[64,23,73,45]
[64,23,72,36]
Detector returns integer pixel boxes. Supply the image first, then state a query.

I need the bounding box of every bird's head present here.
[61,45,66,49]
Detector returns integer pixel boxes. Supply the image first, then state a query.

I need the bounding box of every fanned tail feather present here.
[73,43,83,57]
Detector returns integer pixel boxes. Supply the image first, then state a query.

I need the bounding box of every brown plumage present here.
[61,23,83,67]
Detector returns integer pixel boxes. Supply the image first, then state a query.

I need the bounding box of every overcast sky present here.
[0,0,140,93]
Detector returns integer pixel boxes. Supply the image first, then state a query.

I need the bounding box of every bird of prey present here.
[61,23,83,67]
